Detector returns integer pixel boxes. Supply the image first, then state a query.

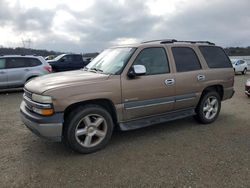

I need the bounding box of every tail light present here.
[44,65,52,73]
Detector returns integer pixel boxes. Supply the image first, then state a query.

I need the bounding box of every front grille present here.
[24,88,32,99]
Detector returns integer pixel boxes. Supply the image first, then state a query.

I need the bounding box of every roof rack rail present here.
[176,40,215,45]
[141,39,177,44]
[141,39,215,45]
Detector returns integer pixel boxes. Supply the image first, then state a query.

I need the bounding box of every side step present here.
[119,108,196,131]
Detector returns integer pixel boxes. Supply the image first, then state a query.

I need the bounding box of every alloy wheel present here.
[75,114,107,148]
[203,96,219,120]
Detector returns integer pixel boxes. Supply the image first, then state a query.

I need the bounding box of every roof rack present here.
[174,40,215,45]
[141,39,215,45]
[141,39,177,44]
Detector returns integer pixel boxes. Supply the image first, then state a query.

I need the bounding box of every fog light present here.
[33,107,54,116]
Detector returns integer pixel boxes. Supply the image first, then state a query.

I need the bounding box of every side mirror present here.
[128,65,146,78]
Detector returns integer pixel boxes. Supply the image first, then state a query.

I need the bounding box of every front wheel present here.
[63,105,114,154]
[242,68,247,75]
[194,91,221,124]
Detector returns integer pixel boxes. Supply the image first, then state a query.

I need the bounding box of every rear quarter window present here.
[29,58,42,67]
[199,46,232,68]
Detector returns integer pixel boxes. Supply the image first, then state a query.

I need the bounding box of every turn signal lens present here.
[33,107,54,116]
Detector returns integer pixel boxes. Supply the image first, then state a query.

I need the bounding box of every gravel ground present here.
[0,73,249,188]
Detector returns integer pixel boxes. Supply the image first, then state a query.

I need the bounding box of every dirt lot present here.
[0,74,249,188]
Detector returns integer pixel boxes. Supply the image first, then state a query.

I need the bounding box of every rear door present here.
[121,47,175,121]
[0,58,8,89]
[170,46,205,110]
[6,57,30,87]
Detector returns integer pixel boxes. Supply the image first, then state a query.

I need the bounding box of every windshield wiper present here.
[90,67,103,73]
[82,67,89,71]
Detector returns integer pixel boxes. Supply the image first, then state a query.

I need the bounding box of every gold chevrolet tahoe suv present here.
[20,39,235,153]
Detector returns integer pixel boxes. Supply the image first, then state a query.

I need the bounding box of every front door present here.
[121,47,175,121]
[0,58,8,89]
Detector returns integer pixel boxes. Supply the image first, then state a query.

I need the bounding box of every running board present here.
[119,108,196,131]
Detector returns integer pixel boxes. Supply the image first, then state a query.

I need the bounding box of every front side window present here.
[0,58,6,69]
[86,47,136,75]
[133,47,170,75]
[172,47,201,72]
[199,46,232,68]
[6,58,30,69]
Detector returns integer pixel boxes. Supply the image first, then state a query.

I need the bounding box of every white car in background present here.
[231,59,248,75]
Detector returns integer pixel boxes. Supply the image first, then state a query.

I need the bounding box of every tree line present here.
[1,46,250,57]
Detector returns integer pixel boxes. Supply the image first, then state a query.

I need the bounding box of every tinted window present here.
[172,47,201,72]
[0,58,6,69]
[29,58,42,67]
[133,47,170,75]
[62,55,73,62]
[73,55,82,61]
[199,46,232,68]
[6,58,30,68]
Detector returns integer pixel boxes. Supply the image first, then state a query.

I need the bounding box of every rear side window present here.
[29,58,42,67]
[6,58,30,69]
[199,46,232,68]
[133,47,170,75]
[172,47,201,72]
[0,58,6,69]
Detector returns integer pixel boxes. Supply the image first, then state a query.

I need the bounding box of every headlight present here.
[246,80,250,86]
[32,93,52,103]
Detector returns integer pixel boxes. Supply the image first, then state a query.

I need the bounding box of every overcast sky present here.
[0,0,249,53]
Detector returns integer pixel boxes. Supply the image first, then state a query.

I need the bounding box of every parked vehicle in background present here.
[45,55,57,61]
[231,59,248,74]
[0,55,52,89]
[47,54,89,72]
[20,39,234,154]
[245,79,250,97]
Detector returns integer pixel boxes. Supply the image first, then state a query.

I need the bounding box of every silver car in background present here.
[0,55,52,89]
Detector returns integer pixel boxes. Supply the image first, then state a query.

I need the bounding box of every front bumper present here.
[223,87,235,100]
[245,85,250,96]
[20,101,64,142]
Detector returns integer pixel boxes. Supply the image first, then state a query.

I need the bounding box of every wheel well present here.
[26,76,38,82]
[64,99,118,125]
[201,85,224,100]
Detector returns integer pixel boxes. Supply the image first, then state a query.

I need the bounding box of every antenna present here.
[22,38,32,48]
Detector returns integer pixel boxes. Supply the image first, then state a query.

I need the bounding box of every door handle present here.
[165,79,175,86]
[197,75,205,81]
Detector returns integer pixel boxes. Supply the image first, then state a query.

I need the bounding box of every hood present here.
[25,70,109,94]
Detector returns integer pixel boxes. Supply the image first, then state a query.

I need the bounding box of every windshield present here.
[54,54,66,61]
[230,59,237,64]
[86,47,136,75]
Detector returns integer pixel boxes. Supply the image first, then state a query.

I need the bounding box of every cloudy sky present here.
[0,0,249,53]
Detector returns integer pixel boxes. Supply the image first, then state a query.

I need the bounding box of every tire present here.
[63,105,114,154]
[242,68,247,75]
[194,91,221,124]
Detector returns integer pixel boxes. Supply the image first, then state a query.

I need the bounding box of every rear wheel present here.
[194,91,221,124]
[242,68,247,75]
[63,105,114,154]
